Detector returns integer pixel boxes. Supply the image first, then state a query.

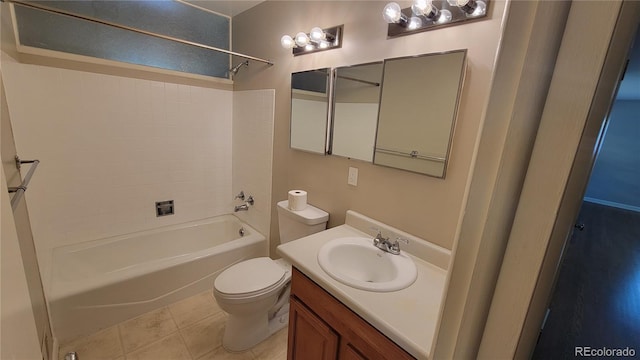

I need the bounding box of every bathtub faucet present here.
[234,204,249,212]
[234,195,254,212]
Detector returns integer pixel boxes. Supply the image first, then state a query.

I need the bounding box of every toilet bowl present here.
[213,257,292,352]
[212,200,328,351]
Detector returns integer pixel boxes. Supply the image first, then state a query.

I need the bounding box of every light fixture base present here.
[292,25,343,56]
[386,0,489,38]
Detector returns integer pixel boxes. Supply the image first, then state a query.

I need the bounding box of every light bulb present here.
[294,32,310,47]
[280,35,295,49]
[304,44,315,51]
[413,0,442,21]
[383,2,404,24]
[437,9,452,24]
[408,16,422,30]
[455,0,486,16]
[411,0,430,16]
[318,40,330,49]
[310,27,325,42]
[471,0,486,16]
[446,0,458,6]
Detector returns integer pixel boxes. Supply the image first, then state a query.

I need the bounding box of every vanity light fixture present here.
[281,25,343,56]
[447,0,487,17]
[384,0,489,38]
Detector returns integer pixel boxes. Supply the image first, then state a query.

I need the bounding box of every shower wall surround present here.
[232,90,276,237]
[2,59,243,291]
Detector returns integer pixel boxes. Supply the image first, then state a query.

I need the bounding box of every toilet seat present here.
[214,257,289,300]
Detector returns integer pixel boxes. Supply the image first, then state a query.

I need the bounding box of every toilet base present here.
[222,304,290,352]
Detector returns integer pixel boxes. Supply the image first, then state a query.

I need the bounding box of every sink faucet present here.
[373,231,402,255]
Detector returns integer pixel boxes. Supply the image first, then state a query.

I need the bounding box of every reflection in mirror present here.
[290,68,330,154]
[374,50,466,178]
[331,62,383,162]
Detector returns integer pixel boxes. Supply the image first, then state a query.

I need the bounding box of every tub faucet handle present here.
[235,191,245,201]
[246,195,254,206]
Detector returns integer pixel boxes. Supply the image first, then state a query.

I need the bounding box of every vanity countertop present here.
[277,219,448,360]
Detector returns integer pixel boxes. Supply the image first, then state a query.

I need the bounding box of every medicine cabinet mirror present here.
[374,50,466,178]
[330,62,383,162]
[288,50,466,179]
[290,68,331,154]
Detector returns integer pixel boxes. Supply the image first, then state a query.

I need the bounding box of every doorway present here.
[533,26,640,358]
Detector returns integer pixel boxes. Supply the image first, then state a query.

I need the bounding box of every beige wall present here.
[232,0,508,256]
[1,73,53,360]
[1,70,42,359]
[1,4,53,357]
[1,166,42,360]
[479,1,638,358]
[435,1,572,358]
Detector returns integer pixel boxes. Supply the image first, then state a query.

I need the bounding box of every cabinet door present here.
[338,343,367,360]
[288,297,339,360]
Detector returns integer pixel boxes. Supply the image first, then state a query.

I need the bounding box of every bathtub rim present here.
[49,214,266,302]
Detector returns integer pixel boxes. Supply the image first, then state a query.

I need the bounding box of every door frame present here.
[478,1,640,358]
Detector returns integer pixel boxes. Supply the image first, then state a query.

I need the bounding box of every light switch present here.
[348,167,358,186]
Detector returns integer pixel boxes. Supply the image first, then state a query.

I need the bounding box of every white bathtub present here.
[49,215,267,342]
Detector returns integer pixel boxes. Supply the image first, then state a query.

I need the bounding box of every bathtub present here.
[49,215,267,342]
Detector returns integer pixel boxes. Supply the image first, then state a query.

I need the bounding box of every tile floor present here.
[58,291,288,360]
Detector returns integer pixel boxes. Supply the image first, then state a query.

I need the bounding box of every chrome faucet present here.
[234,194,254,212]
[372,231,408,255]
[234,203,249,212]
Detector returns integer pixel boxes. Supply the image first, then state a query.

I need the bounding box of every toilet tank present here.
[277,200,329,244]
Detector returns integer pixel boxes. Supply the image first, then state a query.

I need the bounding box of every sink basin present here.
[317,237,417,292]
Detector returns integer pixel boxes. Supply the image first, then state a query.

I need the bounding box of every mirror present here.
[374,50,466,178]
[290,68,331,154]
[330,62,383,162]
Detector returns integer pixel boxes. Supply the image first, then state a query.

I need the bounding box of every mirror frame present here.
[329,61,384,162]
[289,68,333,154]
[373,49,467,178]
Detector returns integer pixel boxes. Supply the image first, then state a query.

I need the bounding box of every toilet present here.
[213,200,329,351]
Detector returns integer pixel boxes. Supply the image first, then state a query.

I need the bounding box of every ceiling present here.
[184,0,264,17]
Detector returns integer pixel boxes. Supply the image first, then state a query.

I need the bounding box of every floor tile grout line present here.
[120,306,178,355]
[115,324,126,360]
[57,291,288,360]
[168,305,195,360]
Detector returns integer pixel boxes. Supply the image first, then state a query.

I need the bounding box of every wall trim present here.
[583,197,640,213]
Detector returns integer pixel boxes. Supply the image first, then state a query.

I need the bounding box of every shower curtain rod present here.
[5,0,274,66]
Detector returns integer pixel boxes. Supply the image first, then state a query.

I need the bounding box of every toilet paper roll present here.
[288,190,308,211]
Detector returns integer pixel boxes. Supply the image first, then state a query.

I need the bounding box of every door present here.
[533,24,640,355]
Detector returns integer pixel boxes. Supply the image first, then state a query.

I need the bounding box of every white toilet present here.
[213,200,329,351]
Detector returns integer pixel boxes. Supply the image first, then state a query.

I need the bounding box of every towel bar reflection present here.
[374,147,445,163]
[8,156,40,211]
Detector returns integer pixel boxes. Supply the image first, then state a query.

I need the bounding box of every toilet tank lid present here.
[277,200,329,225]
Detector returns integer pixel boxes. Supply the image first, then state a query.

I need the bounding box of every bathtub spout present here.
[234,204,249,212]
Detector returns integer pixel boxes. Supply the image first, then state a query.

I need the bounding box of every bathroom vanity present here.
[277,210,451,359]
[288,267,413,359]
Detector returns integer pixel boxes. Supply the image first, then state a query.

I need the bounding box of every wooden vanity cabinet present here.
[287,267,415,360]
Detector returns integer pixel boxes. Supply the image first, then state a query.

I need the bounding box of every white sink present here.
[317,237,417,292]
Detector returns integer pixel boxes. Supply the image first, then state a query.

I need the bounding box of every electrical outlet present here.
[348,167,358,186]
